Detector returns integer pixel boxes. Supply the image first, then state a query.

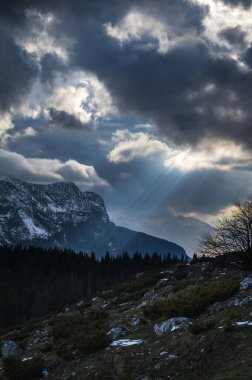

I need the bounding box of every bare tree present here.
[198,199,252,266]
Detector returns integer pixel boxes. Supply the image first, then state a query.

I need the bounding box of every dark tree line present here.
[0,245,184,330]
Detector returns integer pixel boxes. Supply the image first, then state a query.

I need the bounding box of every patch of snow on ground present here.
[236,321,252,327]
[22,357,33,362]
[110,339,144,347]
[171,326,181,332]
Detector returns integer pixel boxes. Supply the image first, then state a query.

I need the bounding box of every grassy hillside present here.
[1,257,252,379]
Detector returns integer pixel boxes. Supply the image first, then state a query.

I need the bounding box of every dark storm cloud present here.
[243,45,252,68]
[74,25,252,148]
[0,0,210,137]
[0,26,36,112]
[1,0,252,151]
[1,0,252,148]
[0,0,134,115]
[39,54,68,83]
[5,116,99,163]
[0,0,132,25]
[222,0,252,8]
[218,26,246,46]
[165,169,252,215]
[47,108,88,129]
[11,0,240,149]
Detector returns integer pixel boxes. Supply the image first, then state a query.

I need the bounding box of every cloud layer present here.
[0,149,108,188]
[1,0,252,253]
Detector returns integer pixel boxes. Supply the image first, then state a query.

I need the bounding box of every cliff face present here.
[0,177,187,259]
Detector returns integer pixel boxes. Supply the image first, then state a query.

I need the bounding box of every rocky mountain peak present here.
[0,177,187,259]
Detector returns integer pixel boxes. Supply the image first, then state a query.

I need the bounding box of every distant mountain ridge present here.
[119,211,211,256]
[0,177,188,260]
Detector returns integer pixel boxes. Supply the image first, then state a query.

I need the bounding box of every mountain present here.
[0,177,187,260]
[115,211,211,257]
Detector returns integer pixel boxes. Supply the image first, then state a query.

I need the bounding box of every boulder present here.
[92,296,106,309]
[130,318,141,327]
[1,340,23,358]
[108,326,125,339]
[209,296,252,312]
[168,354,178,360]
[240,278,252,291]
[239,296,252,306]
[160,351,169,356]
[138,289,160,308]
[154,317,191,335]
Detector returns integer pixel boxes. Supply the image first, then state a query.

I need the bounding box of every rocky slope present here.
[0,177,187,259]
[1,258,252,380]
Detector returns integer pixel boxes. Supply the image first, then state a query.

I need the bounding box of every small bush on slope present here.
[143,276,240,320]
[2,357,44,380]
[50,309,111,358]
[189,319,216,335]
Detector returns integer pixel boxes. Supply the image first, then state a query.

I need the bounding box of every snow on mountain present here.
[0,177,188,260]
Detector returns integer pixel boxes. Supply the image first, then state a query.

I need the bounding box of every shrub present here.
[173,267,189,281]
[84,368,112,380]
[111,272,162,296]
[223,319,236,332]
[39,342,53,353]
[190,319,215,334]
[50,309,111,357]
[113,289,146,305]
[143,277,240,320]
[2,357,44,380]
[172,279,193,293]
[73,330,110,355]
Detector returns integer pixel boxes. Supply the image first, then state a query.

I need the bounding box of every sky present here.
[1,0,252,254]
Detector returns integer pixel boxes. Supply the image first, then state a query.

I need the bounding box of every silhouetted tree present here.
[199,199,252,267]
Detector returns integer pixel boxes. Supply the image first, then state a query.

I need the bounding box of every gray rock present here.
[92,297,105,309]
[108,326,125,339]
[154,317,191,335]
[130,318,141,327]
[209,296,252,312]
[226,297,252,308]
[155,278,170,288]
[230,299,243,307]
[77,300,85,307]
[119,301,132,308]
[239,296,252,306]
[160,351,169,356]
[1,341,23,358]
[240,278,252,291]
[168,354,178,360]
[138,289,160,308]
